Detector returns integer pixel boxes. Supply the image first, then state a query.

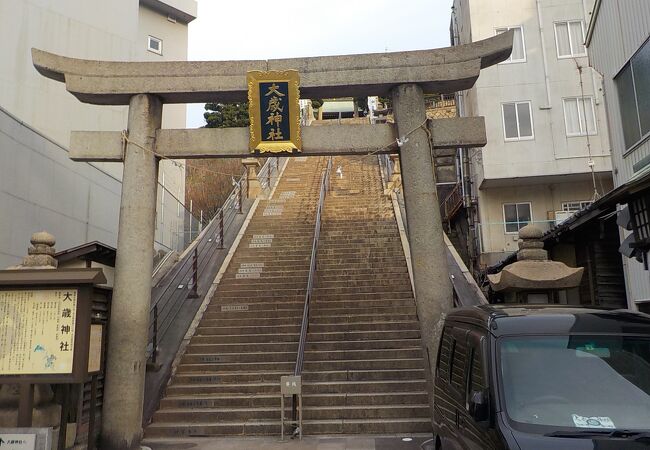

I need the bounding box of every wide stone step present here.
[212,295,303,303]
[308,321,419,333]
[224,269,310,278]
[313,280,412,291]
[172,371,290,385]
[306,339,422,351]
[321,228,399,236]
[308,330,421,342]
[195,324,301,335]
[182,351,295,365]
[177,361,294,373]
[144,417,431,437]
[304,347,422,361]
[318,249,406,257]
[304,379,427,394]
[311,291,413,301]
[190,329,420,348]
[310,305,417,316]
[217,281,307,290]
[317,262,408,270]
[153,404,429,423]
[186,341,298,354]
[303,368,425,382]
[196,317,301,328]
[212,288,307,298]
[310,313,418,324]
[314,267,408,277]
[225,262,311,270]
[311,298,415,310]
[165,382,282,396]
[153,407,287,423]
[203,308,303,320]
[177,358,424,374]
[317,257,409,267]
[318,242,403,249]
[159,391,429,409]
[191,333,300,344]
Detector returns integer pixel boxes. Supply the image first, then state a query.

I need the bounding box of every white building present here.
[0,0,196,267]
[451,0,614,267]
[587,0,650,312]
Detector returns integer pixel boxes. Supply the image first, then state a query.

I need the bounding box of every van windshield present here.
[499,335,650,431]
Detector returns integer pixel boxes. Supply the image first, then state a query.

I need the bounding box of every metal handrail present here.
[441,182,463,222]
[147,157,282,364]
[293,157,333,377]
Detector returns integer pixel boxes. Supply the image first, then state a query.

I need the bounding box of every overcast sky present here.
[186,0,454,128]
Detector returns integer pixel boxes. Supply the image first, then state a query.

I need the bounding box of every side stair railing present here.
[441,182,463,224]
[147,157,282,365]
[292,157,333,419]
[377,155,487,308]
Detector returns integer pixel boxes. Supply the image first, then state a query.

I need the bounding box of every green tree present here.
[204,102,250,128]
[355,97,369,116]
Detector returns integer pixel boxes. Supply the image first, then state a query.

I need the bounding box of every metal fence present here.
[147,157,284,363]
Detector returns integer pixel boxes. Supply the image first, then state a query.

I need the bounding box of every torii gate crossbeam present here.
[32,31,512,450]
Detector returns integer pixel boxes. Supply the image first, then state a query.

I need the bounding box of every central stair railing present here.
[292,157,333,421]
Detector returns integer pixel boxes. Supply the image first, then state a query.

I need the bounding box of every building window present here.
[562,201,592,213]
[615,39,650,150]
[503,203,532,233]
[563,97,597,136]
[554,21,586,58]
[148,35,162,55]
[502,102,534,141]
[496,26,526,63]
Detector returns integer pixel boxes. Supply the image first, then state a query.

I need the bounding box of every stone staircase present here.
[144,155,431,441]
[145,157,326,439]
[301,156,431,434]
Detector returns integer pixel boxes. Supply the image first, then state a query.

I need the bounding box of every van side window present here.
[437,327,453,380]
[450,334,468,391]
[466,340,486,408]
[469,345,485,392]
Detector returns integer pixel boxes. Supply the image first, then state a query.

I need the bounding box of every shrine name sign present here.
[0,268,106,384]
[247,70,301,154]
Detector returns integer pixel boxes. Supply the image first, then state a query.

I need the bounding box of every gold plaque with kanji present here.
[247,70,301,153]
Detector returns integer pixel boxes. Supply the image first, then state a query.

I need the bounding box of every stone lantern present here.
[487,224,584,304]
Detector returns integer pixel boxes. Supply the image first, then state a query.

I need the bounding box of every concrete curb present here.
[389,190,415,295]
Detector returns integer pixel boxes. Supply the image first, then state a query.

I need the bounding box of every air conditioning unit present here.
[555,211,573,226]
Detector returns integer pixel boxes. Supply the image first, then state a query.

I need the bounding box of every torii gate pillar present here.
[101,94,161,450]
[392,84,453,382]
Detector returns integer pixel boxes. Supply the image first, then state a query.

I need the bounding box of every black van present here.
[432,305,650,449]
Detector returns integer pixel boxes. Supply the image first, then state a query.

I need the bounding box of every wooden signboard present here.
[247,70,302,153]
[0,269,105,384]
[0,289,78,375]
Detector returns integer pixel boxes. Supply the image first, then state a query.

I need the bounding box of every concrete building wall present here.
[453,0,615,265]
[0,107,121,267]
[0,0,195,265]
[587,0,650,307]
[0,0,135,153]
[477,178,613,265]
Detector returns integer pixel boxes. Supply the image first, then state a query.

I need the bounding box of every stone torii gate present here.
[32,31,512,450]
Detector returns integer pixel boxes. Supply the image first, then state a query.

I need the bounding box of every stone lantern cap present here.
[7,231,59,270]
[488,224,584,292]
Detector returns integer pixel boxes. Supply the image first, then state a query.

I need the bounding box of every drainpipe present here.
[457,91,468,204]
[536,0,553,109]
